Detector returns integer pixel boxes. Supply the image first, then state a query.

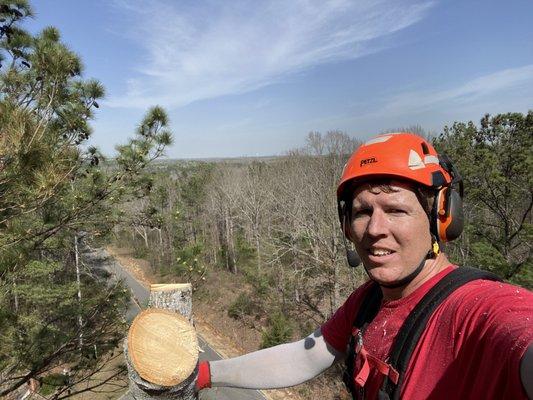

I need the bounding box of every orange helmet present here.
[338,133,452,198]
[337,132,463,243]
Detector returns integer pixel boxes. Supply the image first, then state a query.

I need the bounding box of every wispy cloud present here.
[378,64,533,115]
[295,64,533,133]
[106,0,435,109]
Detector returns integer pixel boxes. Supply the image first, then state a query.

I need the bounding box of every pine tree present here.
[0,1,173,396]
[433,112,532,288]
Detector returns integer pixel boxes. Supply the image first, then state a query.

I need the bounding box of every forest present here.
[113,118,532,351]
[0,1,531,399]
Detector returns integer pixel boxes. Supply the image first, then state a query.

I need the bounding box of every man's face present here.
[349,180,432,285]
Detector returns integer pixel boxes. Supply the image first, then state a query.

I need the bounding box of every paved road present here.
[84,247,267,400]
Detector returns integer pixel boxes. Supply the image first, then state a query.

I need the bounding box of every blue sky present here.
[27,0,533,158]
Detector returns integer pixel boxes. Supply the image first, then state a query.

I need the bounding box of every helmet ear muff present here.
[433,186,464,242]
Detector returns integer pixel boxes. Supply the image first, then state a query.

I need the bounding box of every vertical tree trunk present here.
[74,234,83,348]
[158,228,163,247]
[135,226,149,248]
[192,209,199,244]
[216,218,228,269]
[218,207,237,273]
[331,233,340,311]
[12,278,18,312]
[225,209,237,274]
[332,259,340,311]
[254,220,261,271]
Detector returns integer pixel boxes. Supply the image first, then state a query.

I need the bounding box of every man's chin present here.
[364,264,404,286]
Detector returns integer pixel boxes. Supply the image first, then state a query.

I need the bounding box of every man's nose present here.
[366,210,389,238]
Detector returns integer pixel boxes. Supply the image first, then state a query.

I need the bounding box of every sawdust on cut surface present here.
[128,309,198,387]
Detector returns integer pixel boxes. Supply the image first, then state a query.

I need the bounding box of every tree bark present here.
[226,209,237,274]
[74,234,83,348]
[149,283,193,325]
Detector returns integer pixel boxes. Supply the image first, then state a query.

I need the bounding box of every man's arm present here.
[203,328,344,390]
[521,343,533,399]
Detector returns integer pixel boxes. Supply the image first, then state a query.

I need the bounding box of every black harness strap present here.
[343,282,382,398]
[344,267,502,400]
[381,267,501,399]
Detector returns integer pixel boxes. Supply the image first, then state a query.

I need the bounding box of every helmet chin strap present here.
[371,238,439,289]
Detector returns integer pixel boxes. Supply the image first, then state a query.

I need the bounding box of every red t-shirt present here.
[321,266,533,399]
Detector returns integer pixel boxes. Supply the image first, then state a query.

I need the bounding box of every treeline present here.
[0,2,172,397]
[114,112,532,348]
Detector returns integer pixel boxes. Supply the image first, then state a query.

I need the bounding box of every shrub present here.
[243,267,271,296]
[39,373,69,396]
[260,311,293,349]
[132,245,148,259]
[228,292,259,320]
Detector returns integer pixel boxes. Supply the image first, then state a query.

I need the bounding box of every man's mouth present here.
[368,248,395,257]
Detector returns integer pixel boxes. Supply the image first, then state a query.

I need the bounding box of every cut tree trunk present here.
[124,283,198,400]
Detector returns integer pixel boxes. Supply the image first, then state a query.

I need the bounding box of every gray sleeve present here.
[210,328,345,389]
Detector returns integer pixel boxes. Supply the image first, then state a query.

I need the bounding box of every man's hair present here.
[345,178,435,218]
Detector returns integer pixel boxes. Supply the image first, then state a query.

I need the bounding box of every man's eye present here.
[390,209,406,214]
[353,209,370,217]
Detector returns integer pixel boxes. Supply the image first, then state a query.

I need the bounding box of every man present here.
[196,133,533,399]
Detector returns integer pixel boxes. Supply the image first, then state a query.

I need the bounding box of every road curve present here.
[84,246,268,400]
